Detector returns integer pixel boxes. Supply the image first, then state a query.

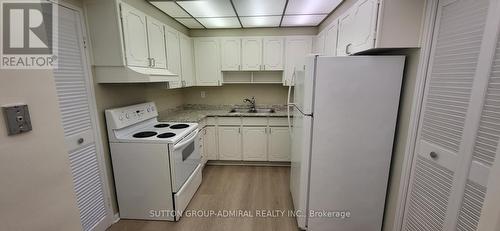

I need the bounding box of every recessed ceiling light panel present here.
[149,1,190,18]
[240,16,282,27]
[285,0,343,15]
[178,0,236,17]
[197,17,241,28]
[232,0,286,16]
[177,18,205,29]
[281,14,327,27]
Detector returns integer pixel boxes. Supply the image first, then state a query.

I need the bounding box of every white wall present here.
[0,70,83,231]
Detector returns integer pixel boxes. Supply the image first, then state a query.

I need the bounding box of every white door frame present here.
[390,0,439,230]
[52,1,114,230]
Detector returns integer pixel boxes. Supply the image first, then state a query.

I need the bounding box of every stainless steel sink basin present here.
[229,108,275,113]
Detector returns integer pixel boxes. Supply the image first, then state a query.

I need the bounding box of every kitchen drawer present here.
[218,117,241,126]
[242,117,268,126]
[269,117,289,126]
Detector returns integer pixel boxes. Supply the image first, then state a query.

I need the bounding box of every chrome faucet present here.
[244,97,256,112]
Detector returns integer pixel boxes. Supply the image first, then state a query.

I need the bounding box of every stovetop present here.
[116,122,198,144]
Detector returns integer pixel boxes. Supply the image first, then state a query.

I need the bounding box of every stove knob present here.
[147,107,151,112]
[125,113,130,119]
[119,115,124,121]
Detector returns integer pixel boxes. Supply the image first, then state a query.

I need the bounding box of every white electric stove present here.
[105,102,202,221]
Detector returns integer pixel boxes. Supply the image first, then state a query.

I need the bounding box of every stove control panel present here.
[105,102,158,129]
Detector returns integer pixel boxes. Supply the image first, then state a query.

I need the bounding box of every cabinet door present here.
[242,127,268,161]
[218,127,242,160]
[263,37,284,70]
[180,34,195,87]
[323,20,338,56]
[165,27,181,75]
[204,126,219,160]
[336,10,354,56]
[194,38,222,86]
[283,36,312,86]
[146,17,167,69]
[337,0,378,56]
[313,32,326,54]
[120,4,149,67]
[199,127,206,165]
[220,38,241,71]
[268,127,290,161]
[241,38,263,71]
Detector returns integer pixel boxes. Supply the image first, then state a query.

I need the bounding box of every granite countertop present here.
[158,105,289,123]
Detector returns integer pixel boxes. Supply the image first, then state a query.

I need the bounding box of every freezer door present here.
[292,55,316,115]
[307,56,404,231]
[290,109,313,230]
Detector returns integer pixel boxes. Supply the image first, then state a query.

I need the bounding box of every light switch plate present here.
[2,104,32,135]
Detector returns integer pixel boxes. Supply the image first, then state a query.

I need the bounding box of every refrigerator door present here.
[289,55,317,229]
[307,56,404,231]
[291,55,316,115]
[290,107,313,229]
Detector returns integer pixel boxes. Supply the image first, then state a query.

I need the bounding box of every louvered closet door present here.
[53,6,111,231]
[403,0,490,229]
[456,27,500,231]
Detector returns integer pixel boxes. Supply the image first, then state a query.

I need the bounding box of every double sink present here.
[229,108,276,114]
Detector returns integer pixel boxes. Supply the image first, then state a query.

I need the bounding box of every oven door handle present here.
[173,129,199,151]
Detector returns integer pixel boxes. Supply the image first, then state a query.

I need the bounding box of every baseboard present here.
[206,160,291,167]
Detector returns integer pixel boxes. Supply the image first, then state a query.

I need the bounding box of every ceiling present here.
[148,0,343,29]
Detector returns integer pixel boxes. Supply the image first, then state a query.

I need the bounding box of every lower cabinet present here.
[268,127,291,161]
[200,117,291,162]
[218,126,242,160]
[203,126,218,160]
[242,127,268,161]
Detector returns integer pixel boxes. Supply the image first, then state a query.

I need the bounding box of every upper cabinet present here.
[313,31,326,55]
[194,38,222,86]
[146,17,167,69]
[85,0,179,83]
[219,37,284,72]
[179,34,195,87]
[337,0,378,56]
[319,0,425,56]
[283,36,312,86]
[120,4,149,67]
[263,37,284,70]
[323,20,339,56]
[165,26,183,88]
[220,38,241,71]
[241,38,263,71]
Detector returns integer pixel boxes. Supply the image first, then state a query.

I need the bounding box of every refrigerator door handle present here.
[287,68,297,135]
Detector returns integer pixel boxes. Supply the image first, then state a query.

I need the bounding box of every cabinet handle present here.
[345,43,352,55]
[429,151,438,159]
[147,58,152,67]
[153,58,156,67]
[238,64,241,70]
[238,128,241,134]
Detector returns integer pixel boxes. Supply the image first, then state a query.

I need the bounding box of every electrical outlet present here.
[2,104,32,135]
[200,91,206,98]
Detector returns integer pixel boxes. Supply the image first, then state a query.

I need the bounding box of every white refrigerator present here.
[288,55,405,231]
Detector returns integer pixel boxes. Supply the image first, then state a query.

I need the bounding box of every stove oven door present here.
[170,129,201,192]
